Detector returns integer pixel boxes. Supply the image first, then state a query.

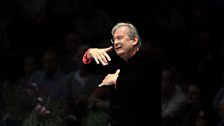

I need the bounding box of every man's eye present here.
[114,36,124,41]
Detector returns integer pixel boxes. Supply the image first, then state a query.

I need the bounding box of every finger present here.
[98,83,104,87]
[97,55,106,66]
[104,46,113,52]
[99,83,108,87]
[99,53,108,65]
[115,69,120,75]
[93,56,100,64]
[102,51,111,61]
[105,74,111,79]
[99,83,111,87]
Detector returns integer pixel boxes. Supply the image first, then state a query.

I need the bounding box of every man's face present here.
[113,26,135,59]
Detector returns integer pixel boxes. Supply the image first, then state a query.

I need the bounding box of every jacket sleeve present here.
[82,48,92,64]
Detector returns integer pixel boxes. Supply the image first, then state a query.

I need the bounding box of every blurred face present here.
[195,111,208,126]
[113,26,138,60]
[43,52,58,75]
[24,57,37,75]
[74,46,89,69]
[141,42,154,54]
[187,84,200,104]
[65,33,80,52]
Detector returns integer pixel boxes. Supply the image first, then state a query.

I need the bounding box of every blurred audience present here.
[63,44,103,125]
[28,48,66,101]
[13,55,38,87]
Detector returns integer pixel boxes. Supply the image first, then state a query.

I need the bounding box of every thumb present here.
[115,69,120,75]
[104,46,113,52]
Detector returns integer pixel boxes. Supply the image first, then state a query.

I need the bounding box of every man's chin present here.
[116,52,123,57]
[115,49,123,54]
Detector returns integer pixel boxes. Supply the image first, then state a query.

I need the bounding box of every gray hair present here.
[111,22,142,47]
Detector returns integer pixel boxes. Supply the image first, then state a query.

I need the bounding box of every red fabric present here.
[82,48,92,64]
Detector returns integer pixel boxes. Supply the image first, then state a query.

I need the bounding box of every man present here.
[82,22,162,126]
[29,49,66,101]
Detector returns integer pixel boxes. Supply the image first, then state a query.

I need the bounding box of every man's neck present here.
[124,47,139,62]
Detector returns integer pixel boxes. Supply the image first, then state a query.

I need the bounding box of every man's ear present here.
[131,37,138,46]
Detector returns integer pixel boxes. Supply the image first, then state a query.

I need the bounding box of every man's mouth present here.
[116,47,121,50]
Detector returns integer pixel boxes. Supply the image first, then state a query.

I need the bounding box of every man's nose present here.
[114,39,119,45]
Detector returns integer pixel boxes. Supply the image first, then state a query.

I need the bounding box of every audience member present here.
[162,67,188,125]
[60,32,82,74]
[13,55,38,87]
[29,48,66,101]
[64,45,102,125]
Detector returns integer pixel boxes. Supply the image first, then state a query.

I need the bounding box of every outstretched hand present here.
[88,46,113,66]
[99,69,120,88]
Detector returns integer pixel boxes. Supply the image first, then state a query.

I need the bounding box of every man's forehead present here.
[114,27,128,35]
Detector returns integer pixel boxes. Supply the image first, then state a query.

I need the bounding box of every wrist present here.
[86,48,92,59]
[83,48,92,64]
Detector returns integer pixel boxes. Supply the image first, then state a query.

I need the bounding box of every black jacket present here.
[84,48,162,126]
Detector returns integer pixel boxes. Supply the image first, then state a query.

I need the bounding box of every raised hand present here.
[88,46,113,66]
[99,69,120,88]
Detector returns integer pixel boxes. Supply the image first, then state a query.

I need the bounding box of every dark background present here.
[1,0,224,83]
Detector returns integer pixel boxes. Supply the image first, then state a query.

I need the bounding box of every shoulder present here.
[31,70,44,78]
[136,50,161,66]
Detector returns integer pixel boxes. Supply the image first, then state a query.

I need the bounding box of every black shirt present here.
[84,49,162,126]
